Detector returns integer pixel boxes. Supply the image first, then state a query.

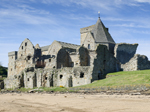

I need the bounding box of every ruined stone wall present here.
[78,46,89,66]
[56,67,92,87]
[48,41,62,56]
[57,48,70,69]
[69,47,89,67]
[36,68,54,88]
[8,51,17,77]
[69,54,80,67]
[122,54,150,71]
[80,33,87,45]
[92,44,120,80]
[4,73,24,89]
[18,38,35,59]
[80,25,95,45]
[4,66,94,89]
[24,72,36,88]
[8,38,36,77]
[15,59,26,75]
[114,43,138,64]
[89,51,97,66]
[82,32,96,50]
[45,56,56,69]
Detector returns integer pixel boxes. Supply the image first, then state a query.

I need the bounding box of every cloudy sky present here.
[0,0,150,67]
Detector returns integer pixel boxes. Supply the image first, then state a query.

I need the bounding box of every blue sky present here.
[0,0,150,67]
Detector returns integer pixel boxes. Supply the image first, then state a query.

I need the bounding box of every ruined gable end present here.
[114,43,138,64]
[18,38,35,59]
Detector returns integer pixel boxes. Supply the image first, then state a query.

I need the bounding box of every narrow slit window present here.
[88,44,90,49]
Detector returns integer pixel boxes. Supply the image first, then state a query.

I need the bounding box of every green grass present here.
[77,69,150,88]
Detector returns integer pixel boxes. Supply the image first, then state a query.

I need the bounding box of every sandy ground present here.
[0,93,150,112]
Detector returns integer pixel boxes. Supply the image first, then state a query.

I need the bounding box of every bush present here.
[0,65,7,77]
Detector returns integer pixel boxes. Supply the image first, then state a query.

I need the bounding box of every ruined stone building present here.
[5,17,150,89]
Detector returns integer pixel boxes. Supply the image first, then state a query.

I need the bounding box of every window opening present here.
[22,46,23,49]
[25,42,27,46]
[60,75,63,79]
[88,44,90,49]
[27,56,31,60]
[45,77,47,80]
[80,72,84,78]
[49,59,51,62]
[71,62,74,67]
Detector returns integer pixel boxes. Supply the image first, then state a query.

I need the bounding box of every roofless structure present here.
[5,16,150,89]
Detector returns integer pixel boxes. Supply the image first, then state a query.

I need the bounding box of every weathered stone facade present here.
[121,54,150,71]
[4,17,150,89]
[114,43,138,64]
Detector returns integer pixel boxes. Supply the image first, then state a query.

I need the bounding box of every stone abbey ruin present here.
[4,17,150,89]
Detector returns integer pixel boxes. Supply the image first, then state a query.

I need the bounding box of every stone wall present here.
[18,38,35,59]
[4,73,24,89]
[114,43,138,64]
[122,54,150,71]
[80,25,95,45]
[8,51,17,77]
[78,46,89,66]
[92,44,120,80]
[0,81,4,89]
[82,32,96,50]
[57,67,92,87]
[4,66,94,89]
[57,48,70,69]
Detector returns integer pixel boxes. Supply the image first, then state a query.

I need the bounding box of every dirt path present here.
[0,93,150,112]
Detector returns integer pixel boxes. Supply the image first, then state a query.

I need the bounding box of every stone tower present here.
[80,17,115,54]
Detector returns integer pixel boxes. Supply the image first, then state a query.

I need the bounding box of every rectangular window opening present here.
[88,44,90,49]
[80,72,84,78]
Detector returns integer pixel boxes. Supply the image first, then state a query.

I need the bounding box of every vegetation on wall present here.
[0,63,7,79]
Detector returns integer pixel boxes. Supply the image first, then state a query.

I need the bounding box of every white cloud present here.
[135,0,150,3]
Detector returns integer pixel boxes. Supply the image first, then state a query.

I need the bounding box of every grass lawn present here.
[77,69,150,88]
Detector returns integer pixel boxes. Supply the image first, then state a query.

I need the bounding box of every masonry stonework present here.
[4,17,150,89]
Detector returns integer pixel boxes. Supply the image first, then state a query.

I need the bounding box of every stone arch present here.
[18,38,35,59]
[57,48,69,69]
[77,46,89,66]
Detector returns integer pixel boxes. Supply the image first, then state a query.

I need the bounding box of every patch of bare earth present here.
[0,93,150,112]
